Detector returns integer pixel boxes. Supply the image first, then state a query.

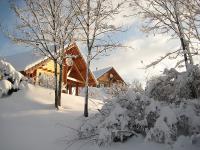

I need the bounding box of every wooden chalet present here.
[5,43,97,96]
[93,67,125,87]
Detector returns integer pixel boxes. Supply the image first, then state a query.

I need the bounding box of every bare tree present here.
[5,0,77,109]
[130,0,197,70]
[70,0,127,117]
[182,0,200,43]
[130,79,144,93]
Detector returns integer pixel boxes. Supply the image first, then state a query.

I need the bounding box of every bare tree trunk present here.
[84,0,91,117]
[84,57,90,117]
[174,1,193,70]
[175,3,197,98]
[54,60,59,109]
[58,63,63,106]
[178,21,194,69]
[179,37,189,69]
[186,43,194,65]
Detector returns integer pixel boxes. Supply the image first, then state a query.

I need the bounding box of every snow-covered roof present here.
[2,43,81,72]
[93,67,113,79]
[3,51,46,71]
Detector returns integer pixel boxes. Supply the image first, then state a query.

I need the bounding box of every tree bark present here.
[174,1,193,70]
[58,63,63,106]
[54,60,59,109]
[84,58,90,117]
[84,0,91,117]
[179,37,189,69]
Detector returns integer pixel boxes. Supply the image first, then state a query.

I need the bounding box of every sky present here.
[0,0,188,85]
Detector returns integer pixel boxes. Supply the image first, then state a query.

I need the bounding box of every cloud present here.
[91,34,180,84]
[106,0,137,27]
[109,10,137,28]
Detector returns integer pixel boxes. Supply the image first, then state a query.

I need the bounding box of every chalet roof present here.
[4,51,46,71]
[3,43,82,72]
[2,43,97,86]
[93,66,113,79]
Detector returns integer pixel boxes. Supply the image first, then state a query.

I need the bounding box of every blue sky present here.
[0,0,182,84]
[0,0,30,56]
[0,0,13,56]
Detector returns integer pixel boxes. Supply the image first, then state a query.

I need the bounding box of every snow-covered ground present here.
[79,87,112,101]
[0,85,198,150]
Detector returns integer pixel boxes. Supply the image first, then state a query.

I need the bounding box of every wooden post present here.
[63,59,68,84]
[66,84,69,94]
[69,81,72,95]
[76,83,79,96]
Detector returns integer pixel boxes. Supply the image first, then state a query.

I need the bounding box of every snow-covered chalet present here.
[93,67,125,87]
[4,43,97,96]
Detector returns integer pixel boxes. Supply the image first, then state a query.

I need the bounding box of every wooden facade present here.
[94,67,125,87]
[21,43,97,96]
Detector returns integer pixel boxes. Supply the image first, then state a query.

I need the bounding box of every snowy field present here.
[0,85,198,150]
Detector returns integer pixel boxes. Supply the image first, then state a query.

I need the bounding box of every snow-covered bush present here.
[175,100,200,136]
[0,79,12,97]
[78,88,200,146]
[78,89,151,146]
[108,83,128,98]
[145,99,200,144]
[79,84,128,101]
[37,73,55,89]
[0,59,27,97]
[79,87,112,100]
[145,106,177,144]
[76,66,200,146]
[145,100,160,129]
[146,65,200,102]
[129,80,144,93]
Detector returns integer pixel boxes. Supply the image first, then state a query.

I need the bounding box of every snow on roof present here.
[3,51,46,71]
[93,66,113,79]
[2,43,81,72]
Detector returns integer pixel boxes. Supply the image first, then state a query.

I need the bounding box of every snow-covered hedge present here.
[77,66,200,146]
[78,89,148,145]
[79,92,200,146]
[0,59,27,97]
[146,65,200,102]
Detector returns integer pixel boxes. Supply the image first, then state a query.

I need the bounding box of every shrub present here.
[76,67,200,146]
[145,65,200,102]
[0,79,12,97]
[78,89,200,146]
[79,89,150,145]
[0,59,27,97]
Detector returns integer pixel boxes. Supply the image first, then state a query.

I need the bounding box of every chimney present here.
[96,67,98,71]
